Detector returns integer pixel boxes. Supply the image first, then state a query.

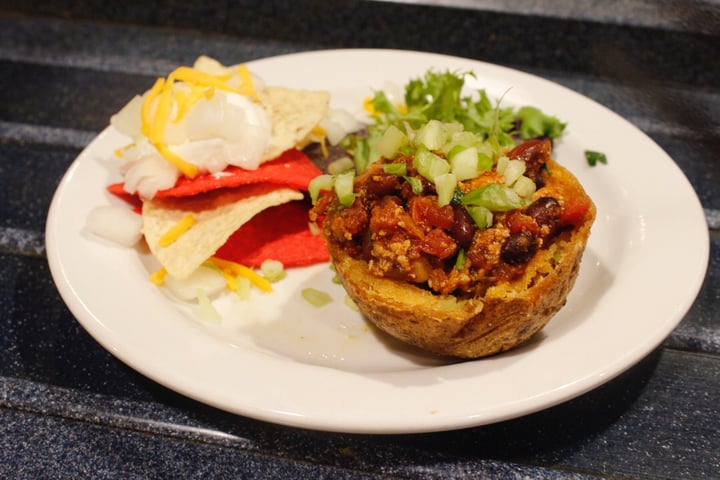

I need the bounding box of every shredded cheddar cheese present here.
[154,143,200,178]
[310,125,328,157]
[236,64,257,101]
[158,214,196,247]
[149,75,177,143]
[172,84,212,123]
[141,78,165,137]
[363,97,376,116]
[150,267,167,285]
[221,270,239,291]
[209,257,272,292]
[139,62,257,179]
[170,66,238,93]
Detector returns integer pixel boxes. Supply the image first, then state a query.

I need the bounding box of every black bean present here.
[452,205,475,249]
[501,231,538,265]
[525,197,561,230]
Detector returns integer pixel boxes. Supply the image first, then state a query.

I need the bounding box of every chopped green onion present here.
[235,276,252,300]
[585,150,608,166]
[196,288,221,323]
[512,175,537,198]
[495,155,509,174]
[308,221,321,236]
[413,149,450,182]
[477,152,493,172]
[465,205,493,230]
[327,156,355,175]
[375,125,408,159]
[454,248,466,270]
[414,119,447,150]
[447,144,466,159]
[462,183,524,211]
[383,163,407,175]
[403,175,423,194]
[301,288,333,307]
[309,174,333,205]
[434,173,457,207]
[333,170,356,207]
[503,159,526,186]
[449,146,480,181]
[260,259,286,283]
[447,131,477,151]
[344,294,360,312]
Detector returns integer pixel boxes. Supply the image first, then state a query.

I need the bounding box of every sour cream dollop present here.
[110,56,272,199]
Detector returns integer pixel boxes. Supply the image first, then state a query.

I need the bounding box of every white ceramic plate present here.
[46,49,709,434]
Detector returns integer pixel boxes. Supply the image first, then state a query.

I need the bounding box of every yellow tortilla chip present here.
[259,87,330,162]
[143,185,303,279]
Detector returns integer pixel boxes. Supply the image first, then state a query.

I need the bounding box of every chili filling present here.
[311,139,590,297]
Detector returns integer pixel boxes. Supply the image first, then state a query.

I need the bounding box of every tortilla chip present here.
[108,149,321,201]
[116,80,331,280]
[215,201,329,268]
[156,148,321,198]
[259,87,330,162]
[143,185,302,279]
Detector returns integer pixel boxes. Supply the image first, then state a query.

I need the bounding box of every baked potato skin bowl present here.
[312,140,596,359]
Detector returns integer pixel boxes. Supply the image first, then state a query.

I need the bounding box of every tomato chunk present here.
[560,196,592,226]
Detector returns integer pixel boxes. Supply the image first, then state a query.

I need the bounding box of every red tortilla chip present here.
[107,148,321,200]
[106,184,143,211]
[214,201,329,268]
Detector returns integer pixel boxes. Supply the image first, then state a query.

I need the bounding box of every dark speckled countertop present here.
[1,1,719,478]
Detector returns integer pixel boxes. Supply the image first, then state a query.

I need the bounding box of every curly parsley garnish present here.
[585,150,608,167]
[343,70,567,172]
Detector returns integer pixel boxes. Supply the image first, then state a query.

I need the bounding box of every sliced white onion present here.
[181,92,270,170]
[319,118,347,146]
[111,59,274,198]
[320,108,366,145]
[171,139,228,174]
[193,55,227,75]
[164,266,226,301]
[193,55,267,92]
[86,205,143,247]
[122,145,180,199]
[110,94,143,139]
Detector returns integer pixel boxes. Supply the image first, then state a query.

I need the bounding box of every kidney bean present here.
[501,231,538,265]
[452,205,475,249]
[365,173,400,196]
[525,197,561,232]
